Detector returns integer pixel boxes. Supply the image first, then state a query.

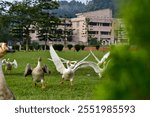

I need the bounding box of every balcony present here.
[88,25,112,32]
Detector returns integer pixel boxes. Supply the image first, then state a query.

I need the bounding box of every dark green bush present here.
[31,42,39,50]
[88,38,98,46]
[40,45,49,50]
[67,44,73,50]
[29,45,33,51]
[80,45,85,50]
[53,44,64,51]
[74,44,81,52]
[95,45,100,50]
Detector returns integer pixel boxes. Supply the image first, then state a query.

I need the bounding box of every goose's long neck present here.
[37,60,41,67]
[66,61,72,69]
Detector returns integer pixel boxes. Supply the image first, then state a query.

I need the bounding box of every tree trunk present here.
[44,40,47,51]
[26,39,29,51]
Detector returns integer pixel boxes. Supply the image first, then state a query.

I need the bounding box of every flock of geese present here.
[0,42,110,100]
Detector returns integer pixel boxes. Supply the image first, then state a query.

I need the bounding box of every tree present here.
[0,1,12,43]
[2,0,59,51]
[52,0,86,18]
[86,0,117,17]
[37,13,60,50]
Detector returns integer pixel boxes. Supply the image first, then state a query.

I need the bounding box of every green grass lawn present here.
[3,50,108,100]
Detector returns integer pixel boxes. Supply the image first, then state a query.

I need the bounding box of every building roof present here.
[76,9,112,18]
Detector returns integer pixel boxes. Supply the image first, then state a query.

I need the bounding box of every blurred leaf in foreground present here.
[94,0,150,99]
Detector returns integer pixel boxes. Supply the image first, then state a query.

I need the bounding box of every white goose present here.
[48,53,91,69]
[0,43,15,100]
[24,57,50,89]
[49,44,100,85]
[2,58,18,72]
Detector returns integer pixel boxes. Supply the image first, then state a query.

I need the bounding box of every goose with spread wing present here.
[48,52,91,69]
[49,44,101,85]
[2,58,18,72]
[0,43,15,100]
[24,57,50,89]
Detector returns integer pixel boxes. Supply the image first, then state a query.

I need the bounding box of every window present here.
[89,22,98,26]
[101,31,111,35]
[101,23,111,26]
[88,31,98,34]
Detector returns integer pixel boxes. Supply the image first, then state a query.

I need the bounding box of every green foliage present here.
[74,44,81,52]
[88,38,99,46]
[80,45,85,50]
[94,0,150,99]
[1,0,59,51]
[52,0,86,18]
[86,0,117,16]
[53,44,64,51]
[12,45,20,51]
[52,0,118,18]
[95,45,100,50]
[40,45,49,50]
[67,44,73,50]
[31,42,40,50]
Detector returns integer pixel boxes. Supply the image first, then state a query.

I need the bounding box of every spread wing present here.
[24,63,32,77]
[42,64,51,74]
[11,59,18,68]
[73,61,101,74]
[49,44,65,74]
[98,52,110,65]
[61,53,91,68]
[90,50,100,63]
[2,59,7,65]
[90,51,110,65]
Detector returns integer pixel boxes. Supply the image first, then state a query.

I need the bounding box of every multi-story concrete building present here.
[71,9,114,45]
[29,9,128,46]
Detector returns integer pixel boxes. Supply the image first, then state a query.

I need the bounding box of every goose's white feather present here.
[12,59,18,68]
[2,58,18,71]
[73,61,101,73]
[98,52,110,65]
[49,45,66,74]
[90,51,110,65]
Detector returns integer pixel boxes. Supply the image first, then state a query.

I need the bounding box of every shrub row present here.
[12,44,101,51]
[67,44,86,52]
[12,45,49,51]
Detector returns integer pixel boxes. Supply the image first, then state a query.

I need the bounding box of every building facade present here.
[71,9,114,45]
[29,9,128,45]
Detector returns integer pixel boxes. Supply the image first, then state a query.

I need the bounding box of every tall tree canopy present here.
[0,0,59,50]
